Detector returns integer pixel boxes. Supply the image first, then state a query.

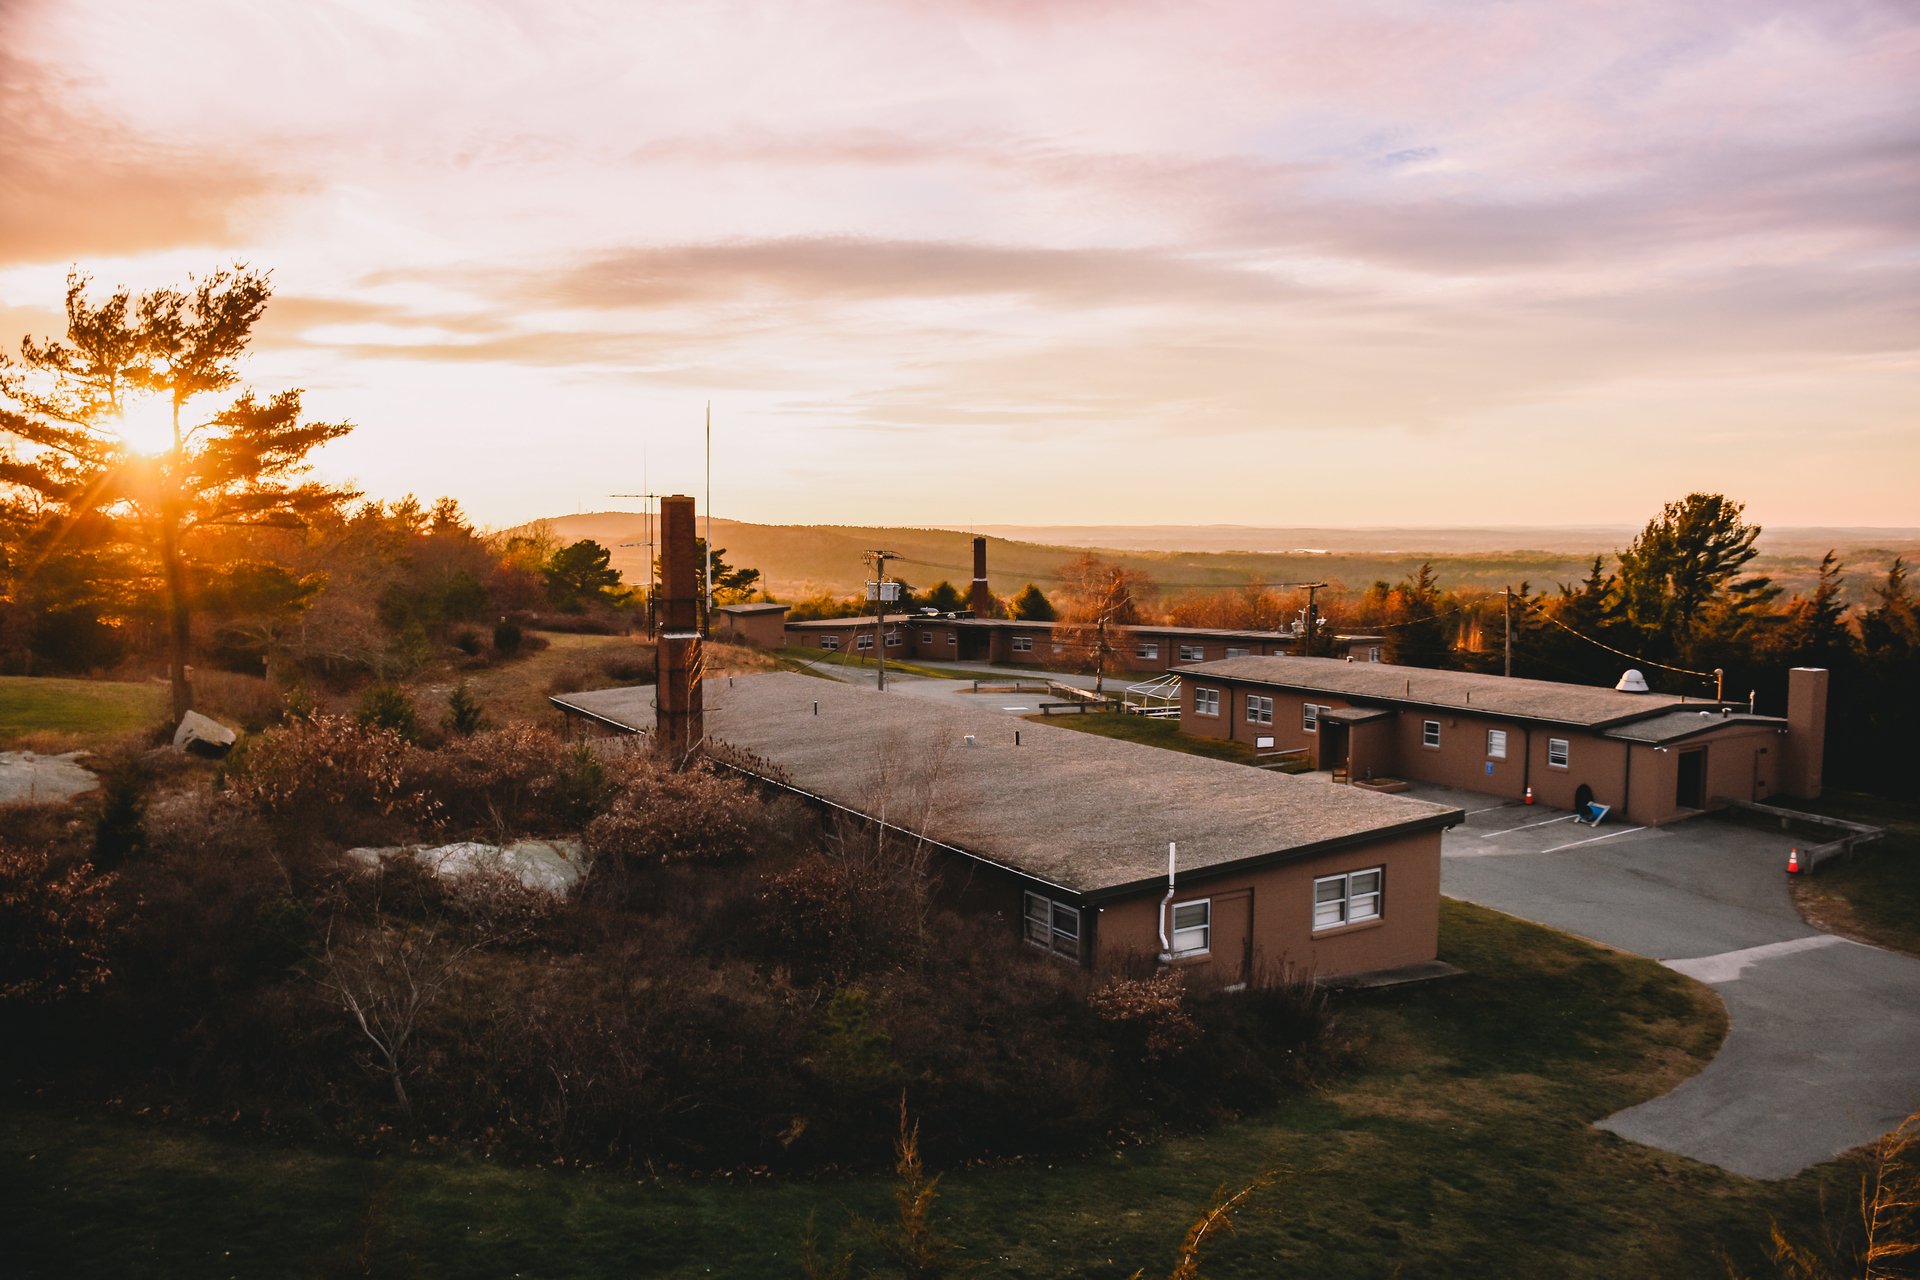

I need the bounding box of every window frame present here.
[820,635,839,651]
[1193,687,1220,717]
[1548,737,1570,769]
[1422,719,1441,749]
[1247,694,1274,726]
[1011,635,1034,652]
[921,631,934,644]
[886,631,902,647]
[1313,867,1385,932]
[1169,898,1211,957]
[1226,646,1250,658]
[1136,642,1159,660]
[1367,645,1383,663]
[1178,644,1205,662]
[1486,729,1508,760]
[1022,890,1082,960]
[856,633,875,651]
[1303,703,1319,733]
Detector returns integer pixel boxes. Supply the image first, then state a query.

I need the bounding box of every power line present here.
[1514,594,1721,685]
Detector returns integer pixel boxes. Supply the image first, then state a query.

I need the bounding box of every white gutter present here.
[1157,841,1177,959]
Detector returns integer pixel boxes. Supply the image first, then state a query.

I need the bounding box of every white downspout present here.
[1158,841,1177,960]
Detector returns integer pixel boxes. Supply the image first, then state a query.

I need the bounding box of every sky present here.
[1,0,1915,531]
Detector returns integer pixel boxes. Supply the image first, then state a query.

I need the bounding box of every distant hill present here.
[516,516,1920,605]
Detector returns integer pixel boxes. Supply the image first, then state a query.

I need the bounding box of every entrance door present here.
[1321,721,1349,777]
[1676,748,1706,810]
[1209,890,1252,985]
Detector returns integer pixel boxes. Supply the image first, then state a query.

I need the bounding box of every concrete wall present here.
[1781,667,1828,800]
[1087,829,1442,984]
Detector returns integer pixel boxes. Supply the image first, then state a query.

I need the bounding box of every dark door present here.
[1321,721,1348,774]
[1676,748,1706,810]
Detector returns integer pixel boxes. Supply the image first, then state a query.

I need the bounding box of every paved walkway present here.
[1423,783,1920,1180]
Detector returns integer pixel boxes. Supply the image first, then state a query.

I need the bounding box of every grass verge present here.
[775,646,973,681]
[1780,792,1920,957]
[0,900,1866,1279]
[0,676,167,752]
[1025,707,1260,764]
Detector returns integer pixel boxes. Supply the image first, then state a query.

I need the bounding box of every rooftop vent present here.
[1615,669,1650,693]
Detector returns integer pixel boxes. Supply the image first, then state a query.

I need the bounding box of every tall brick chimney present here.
[970,536,992,617]
[1780,666,1828,800]
[655,494,704,758]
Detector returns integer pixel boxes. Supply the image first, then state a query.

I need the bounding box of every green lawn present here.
[0,676,167,750]
[1026,708,1263,764]
[775,646,973,681]
[0,901,1866,1278]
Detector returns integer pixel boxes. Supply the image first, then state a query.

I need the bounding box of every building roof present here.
[1601,709,1787,745]
[716,602,789,615]
[553,672,1462,901]
[1183,655,1704,729]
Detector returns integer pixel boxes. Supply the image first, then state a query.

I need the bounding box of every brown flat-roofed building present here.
[712,602,790,648]
[553,671,1463,985]
[1178,655,1828,824]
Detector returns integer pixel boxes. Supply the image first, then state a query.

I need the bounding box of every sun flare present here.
[114,394,177,456]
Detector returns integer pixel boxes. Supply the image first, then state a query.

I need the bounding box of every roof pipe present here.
[1157,841,1177,960]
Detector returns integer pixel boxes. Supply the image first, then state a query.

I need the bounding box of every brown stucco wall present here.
[1085,829,1442,985]
[714,609,788,648]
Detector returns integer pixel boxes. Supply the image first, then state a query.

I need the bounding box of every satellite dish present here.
[1615,669,1649,693]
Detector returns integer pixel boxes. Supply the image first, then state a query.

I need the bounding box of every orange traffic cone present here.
[1786,847,1801,875]
[1524,786,1534,805]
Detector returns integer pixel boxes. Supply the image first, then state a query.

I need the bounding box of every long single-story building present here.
[1175,655,1828,825]
[553,671,1463,985]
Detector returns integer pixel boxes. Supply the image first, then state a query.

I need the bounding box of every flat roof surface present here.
[1602,709,1788,744]
[555,672,1461,899]
[1185,655,1700,728]
[717,603,789,614]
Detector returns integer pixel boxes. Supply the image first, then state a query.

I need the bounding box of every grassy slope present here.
[0,676,167,751]
[0,902,1864,1279]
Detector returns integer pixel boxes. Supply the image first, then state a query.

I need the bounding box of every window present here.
[1226,647,1250,658]
[1548,737,1570,769]
[1486,729,1508,760]
[921,631,934,644]
[1303,703,1319,732]
[1314,868,1384,931]
[887,631,903,647]
[1179,644,1205,662]
[947,634,956,645]
[856,633,874,651]
[1248,695,1274,725]
[1367,646,1383,663]
[1023,891,1081,959]
[1194,688,1220,717]
[1012,636,1033,652]
[1422,720,1441,748]
[820,635,839,651]
[1136,643,1159,659]
[1170,900,1210,956]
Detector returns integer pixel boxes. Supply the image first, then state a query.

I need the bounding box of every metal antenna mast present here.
[704,402,712,638]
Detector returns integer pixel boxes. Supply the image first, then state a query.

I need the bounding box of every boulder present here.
[342,838,589,897]
[172,710,238,758]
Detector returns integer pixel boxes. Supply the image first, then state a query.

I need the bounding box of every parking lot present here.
[1420,783,1920,1180]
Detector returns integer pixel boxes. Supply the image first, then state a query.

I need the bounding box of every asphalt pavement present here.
[1428,784,1920,1180]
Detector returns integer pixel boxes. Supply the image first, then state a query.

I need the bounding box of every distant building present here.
[712,602,789,648]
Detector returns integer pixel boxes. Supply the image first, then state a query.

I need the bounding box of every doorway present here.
[1676,748,1706,810]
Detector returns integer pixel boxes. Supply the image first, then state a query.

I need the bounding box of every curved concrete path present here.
[1431,786,1920,1180]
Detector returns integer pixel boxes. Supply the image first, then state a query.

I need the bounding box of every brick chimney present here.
[655,495,704,758]
[970,536,992,617]
[1779,667,1828,800]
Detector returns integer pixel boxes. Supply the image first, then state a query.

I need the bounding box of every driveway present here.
[1425,783,1920,1180]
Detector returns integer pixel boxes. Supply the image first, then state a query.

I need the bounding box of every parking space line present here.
[1481,813,1579,837]
[1541,825,1648,852]
[1462,803,1511,815]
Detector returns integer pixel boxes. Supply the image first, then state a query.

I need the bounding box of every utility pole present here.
[865,549,899,690]
[1302,582,1327,653]
[1502,586,1513,678]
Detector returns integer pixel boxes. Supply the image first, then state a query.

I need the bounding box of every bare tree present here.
[316,919,476,1120]
[1053,554,1156,694]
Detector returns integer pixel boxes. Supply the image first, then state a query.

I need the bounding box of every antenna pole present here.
[865,549,898,690]
[704,402,712,638]
[1503,586,1513,678]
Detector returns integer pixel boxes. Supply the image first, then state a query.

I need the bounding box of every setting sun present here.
[113,394,177,456]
